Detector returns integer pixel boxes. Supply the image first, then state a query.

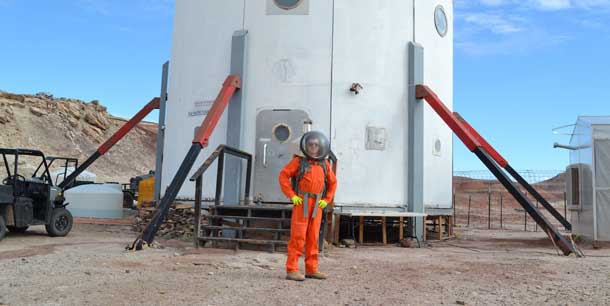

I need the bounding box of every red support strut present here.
[415,84,576,256]
[193,75,241,147]
[415,85,481,151]
[130,74,241,249]
[58,97,160,189]
[453,112,508,168]
[99,97,160,154]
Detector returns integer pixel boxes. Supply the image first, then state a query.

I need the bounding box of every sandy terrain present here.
[1,224,609,306]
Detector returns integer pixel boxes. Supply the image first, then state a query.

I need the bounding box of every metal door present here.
[254,109,310,203]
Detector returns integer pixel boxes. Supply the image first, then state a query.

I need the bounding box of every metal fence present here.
[453,170,569,232]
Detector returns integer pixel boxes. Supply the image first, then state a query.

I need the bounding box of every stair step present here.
[198,237,288,245]
[202,225,290,233]
[208,215,291,222]
[211,204,292,211]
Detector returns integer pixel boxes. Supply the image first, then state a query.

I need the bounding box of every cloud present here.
[137,0,174,14]
[462,13,523,34]
[110,25,137,33]
[479,0,510,6]
[570,0,610,9]
[456,32,570,56]
[455,0,610,56]
[76,0,173,17]
[531,0,571,10]
[455,6,576,56]
[77,0,112,16]
[578,19,604,28]
[470,0,610,10]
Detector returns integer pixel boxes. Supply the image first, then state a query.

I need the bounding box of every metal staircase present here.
[198,204,292,252]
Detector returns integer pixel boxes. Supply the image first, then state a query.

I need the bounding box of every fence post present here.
[523,190,527,232]
[564,191,568,230]
[467,195,471,227]
[453,191,456,227]
[488,183,491,230]
[194,176,202,248]
[488,192,491,229]
[500,195,503,230]
[535,201,538,232]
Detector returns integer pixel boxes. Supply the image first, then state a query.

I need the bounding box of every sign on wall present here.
[188,100,213,117]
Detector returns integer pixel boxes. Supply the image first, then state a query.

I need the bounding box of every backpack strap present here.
[291,157,310,194]
[292,157,328,199]
[320,160,328,198]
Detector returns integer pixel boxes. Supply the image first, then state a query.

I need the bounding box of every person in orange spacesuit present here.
[278,131,337,281]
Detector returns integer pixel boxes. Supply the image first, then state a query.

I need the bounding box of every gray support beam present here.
[407,42,425,240]
[154,61,169,201]
[224,30,248,205]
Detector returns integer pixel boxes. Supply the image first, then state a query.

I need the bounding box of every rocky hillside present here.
[0,90,157,183]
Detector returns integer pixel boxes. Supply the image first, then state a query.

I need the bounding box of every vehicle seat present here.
[0,185,15,203]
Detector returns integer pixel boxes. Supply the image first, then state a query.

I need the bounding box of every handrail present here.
[189,147,337,249]
[190,145,253,248]
[189,144,253,205]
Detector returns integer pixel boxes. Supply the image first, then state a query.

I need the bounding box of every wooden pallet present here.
[423,215,454,241]
[333,212,427,245]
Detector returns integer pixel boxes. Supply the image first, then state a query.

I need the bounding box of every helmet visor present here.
[300,131,330,160]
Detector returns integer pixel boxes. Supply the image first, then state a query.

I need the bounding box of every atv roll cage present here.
[33,156,79,187]
[0,148,53,189]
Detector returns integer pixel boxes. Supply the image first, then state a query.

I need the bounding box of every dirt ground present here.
[1,224,610,306]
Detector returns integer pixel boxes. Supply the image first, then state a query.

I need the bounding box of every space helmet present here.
[299,131,330,160]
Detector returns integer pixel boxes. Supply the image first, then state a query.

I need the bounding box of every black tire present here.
[45,208,73,237]
[7,226,28,233]
[0,217,6,241]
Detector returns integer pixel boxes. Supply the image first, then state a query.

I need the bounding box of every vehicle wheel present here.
[45,208,73,237]
[0,217,6,241]
[7,226,28,233]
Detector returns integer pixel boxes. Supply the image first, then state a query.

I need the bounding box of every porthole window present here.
[434,5,448,37]
[274,0,303,10]
[273,124,291,143]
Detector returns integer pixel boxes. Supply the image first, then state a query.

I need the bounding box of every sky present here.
[1,0,609,171]
[453,0,610,170]
[0,0,173,119]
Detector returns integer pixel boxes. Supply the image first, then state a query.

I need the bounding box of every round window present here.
[274,0,303,10]
[434,5,448,37]
[273,124,291,142]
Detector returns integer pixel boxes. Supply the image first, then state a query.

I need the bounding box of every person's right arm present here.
[278,156,301,199]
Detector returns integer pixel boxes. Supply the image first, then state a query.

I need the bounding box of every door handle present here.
[263,143,268,168]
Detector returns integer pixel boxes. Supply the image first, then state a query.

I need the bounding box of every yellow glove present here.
[291,195,303,206]
[318,200,328,209]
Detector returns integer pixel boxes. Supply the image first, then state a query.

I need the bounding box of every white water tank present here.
[51,167,97,185]
[64,183,123,219]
